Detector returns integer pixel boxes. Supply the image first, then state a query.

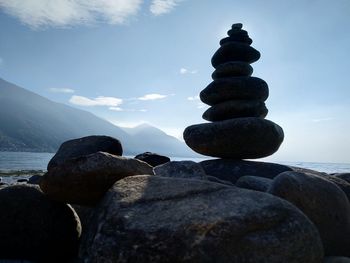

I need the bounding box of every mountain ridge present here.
[0,77,196,157]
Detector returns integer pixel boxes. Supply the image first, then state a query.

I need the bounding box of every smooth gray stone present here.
[80,175,323,262]
[212,62,253,79]
[269,171,350,257]
[200,77,268,106]
[183,118,284,159]
[200,159,292,184]
[211,42,260,68]
[0,185,81,261]
[334,173,350,183]
[154,161,207,180]
[202,99,268,121]
[48,135,123,170]
[236,175,272,192]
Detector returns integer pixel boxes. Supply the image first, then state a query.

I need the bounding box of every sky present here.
[0,0,350,163]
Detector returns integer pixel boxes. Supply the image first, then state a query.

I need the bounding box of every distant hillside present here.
[0,78,195,157]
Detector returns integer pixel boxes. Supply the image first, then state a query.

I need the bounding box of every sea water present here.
[1,151,350,185]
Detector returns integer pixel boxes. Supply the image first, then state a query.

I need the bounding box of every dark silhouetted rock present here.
[211,61,253,79]
[211,42,260,68]
[80,175,323,262]
[268,171,350,256]
[200,77,268,106]
[236,175,272,192]
[0,185,81,261]
[200,159,292,183]
[322,175,350,202]
[135,152,170,167]
[334,173,350,184]
[324,257,350,263]
[154,161,207,180]
[47,135,123,170]
[28,174,42,185]
[40,152,153,206]
[184,118,284,159]
[203,99,268,121]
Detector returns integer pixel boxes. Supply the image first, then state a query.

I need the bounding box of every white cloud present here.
[138,93,169,101]
[109,107,147,112]
[150,0,183,15]
[0,0,142,29]
[312,117,333,123]
[187,95,199,101]
[69,95,123,106]
[180,67,198,75]
[49,88,75,93]
[187,94,206,109]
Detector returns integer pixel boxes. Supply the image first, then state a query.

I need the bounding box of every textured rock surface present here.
[0,185,81,261]
[41,151,154,205]
[236,175,272,192]
[200,77,268,106]
[48,135,123,170]
[135,152,170,167]
[184,118,284,159]
[80,175,323,263]
[154,161,207,180]
[202,99,268,121]
[268,171,350,256]
[200,159,292,183]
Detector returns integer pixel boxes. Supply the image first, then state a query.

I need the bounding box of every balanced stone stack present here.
[184,23,284,159]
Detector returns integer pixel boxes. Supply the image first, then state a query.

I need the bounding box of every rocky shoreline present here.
[1,135,350,262]
[1,23,350,263]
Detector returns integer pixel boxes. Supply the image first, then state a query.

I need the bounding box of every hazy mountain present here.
[0,78,195,157]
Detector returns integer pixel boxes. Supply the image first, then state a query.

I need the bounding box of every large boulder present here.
[268,171,350,256]
[200,159,292,184]
[134,152,170,167]
[40,152,154,206]
[154,161,208,180]
[80,175,323,262]
[324,257,350,263]
[47,135,123,170]
[183,118,284,159]
[235,175,272,192]
[0,185,81,261]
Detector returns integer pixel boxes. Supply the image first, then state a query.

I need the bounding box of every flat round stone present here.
[200,77,269,106]
[212,42,260,68]
[227,29,248,37]
[183,118,284,159]
[220,36,253,46]
[202,100,268,121]
[212,62,253,79]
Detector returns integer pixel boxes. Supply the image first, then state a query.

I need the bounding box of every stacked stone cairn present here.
[184,23,284,159]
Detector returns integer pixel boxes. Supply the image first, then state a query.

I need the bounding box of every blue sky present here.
[0,0,350,163]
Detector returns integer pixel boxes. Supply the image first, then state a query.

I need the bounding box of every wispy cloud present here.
[180,67,198,75]
[187,95,199,101]
[49,88,75,93]
[69,95,123,106]
[0,0,142,29]
[137,93,171,101]
[187,94,206,109]
[150,0,183,15]
[109,107,147,112]
[312,117,333,123]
